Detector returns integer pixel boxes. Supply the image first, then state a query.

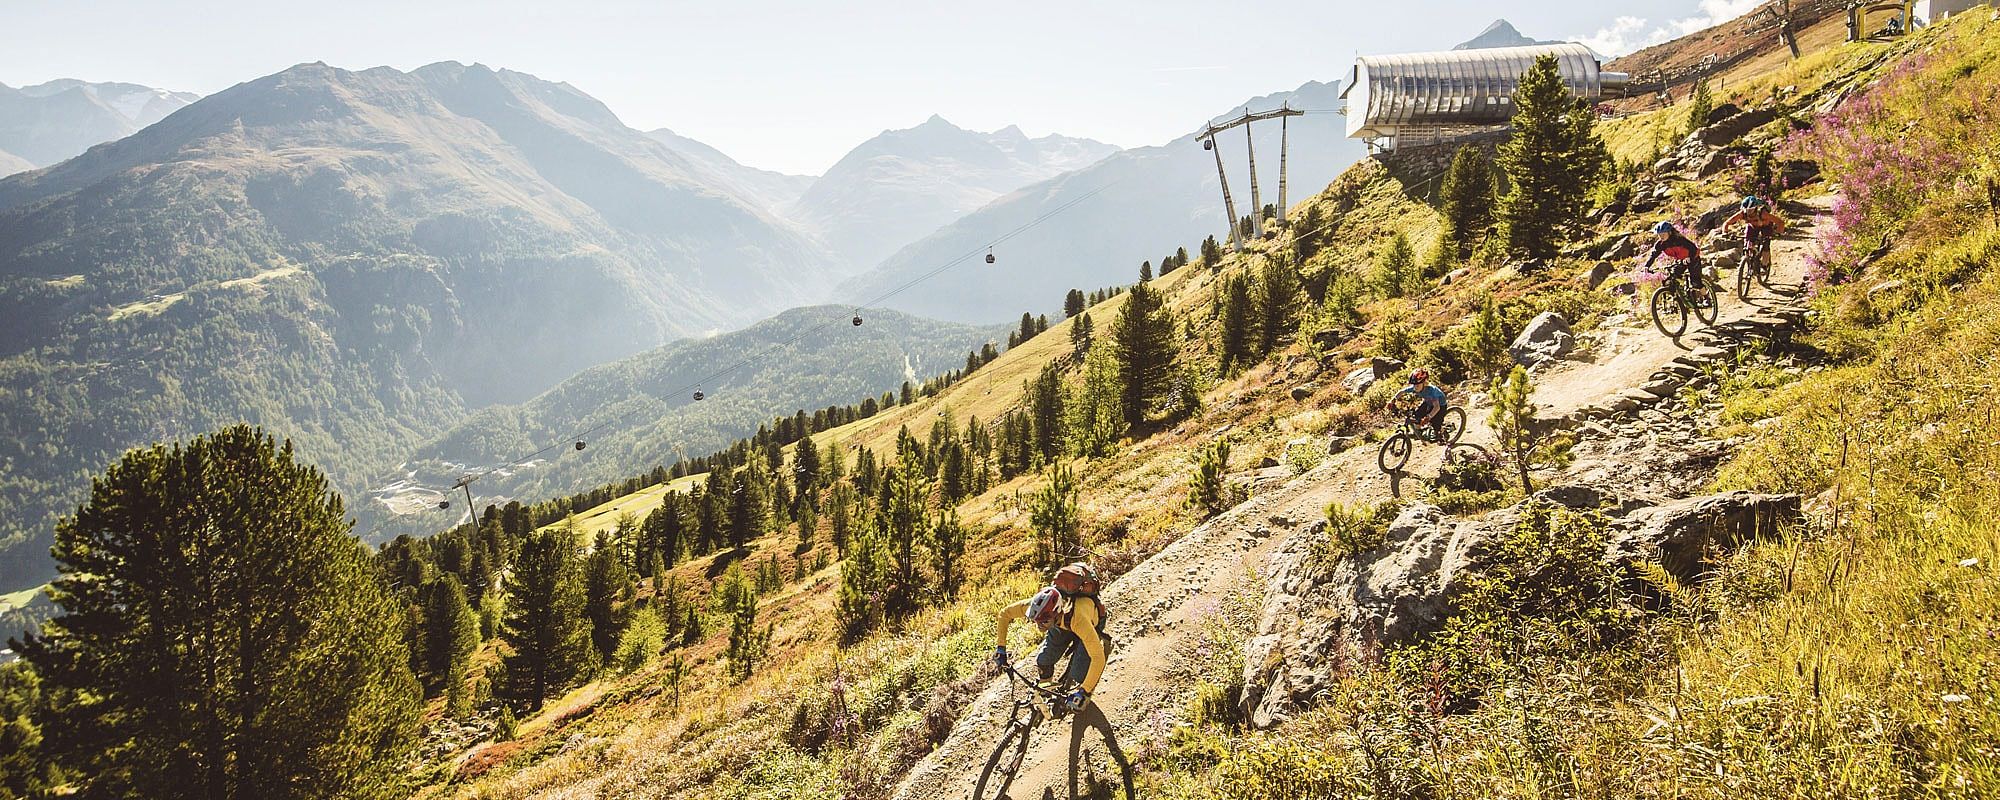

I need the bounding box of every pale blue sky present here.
[1,1,1760,174]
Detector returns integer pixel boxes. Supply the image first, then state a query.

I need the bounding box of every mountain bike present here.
[1650,258,1719,337]
[1735,227,1775,299]
[973,663,1131,800]
[1378,400,1467,473]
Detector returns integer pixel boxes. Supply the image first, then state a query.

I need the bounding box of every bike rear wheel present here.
[1651,285,1688,337]
[1441,406,1468,446]
[973,722,1032,800]
[1378,433,1413,472]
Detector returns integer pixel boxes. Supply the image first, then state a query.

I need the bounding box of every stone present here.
[1367,356,1405,378]
[1868,279,1906,296]
[1703,102,1742,126]
[1342,366,1377,396]
[1695,106,1777,147]
[1441,267,1471,285]
[1781,159,1821,188]
[1600,235,1637,261]
[1509,311,1573,366]
[1327,435,1358,455]
[1290,383,1319,402]
[1606,492,1801,581]
[1583,260,1617,289]
[1696,148,1734,178]
[1652,156,1680,173]
[1257,456,1281,469]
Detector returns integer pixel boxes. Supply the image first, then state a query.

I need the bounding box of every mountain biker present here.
[1641,220,1710,302]
[1721,196,1787,269]
[993,564,1106,714]
[1393,369,1448,441]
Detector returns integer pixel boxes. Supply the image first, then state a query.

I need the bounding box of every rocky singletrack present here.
[891,199,1825,800]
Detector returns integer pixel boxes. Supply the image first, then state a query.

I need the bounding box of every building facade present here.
[1341,43,1629,151]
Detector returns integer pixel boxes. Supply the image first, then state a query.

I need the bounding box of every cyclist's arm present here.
[1768,214,1788,234]
[995,599,1029,649]
[1069,600,1106,694]
[1640,247,1661,270]
[1722,210,1745,232]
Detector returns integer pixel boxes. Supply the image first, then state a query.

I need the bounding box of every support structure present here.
[1197,105,1304,247]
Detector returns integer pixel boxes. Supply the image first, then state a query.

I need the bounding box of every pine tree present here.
[1187,439,1235,519]
[1374,233,1419,298]
[1071,312,1094,353]
[881,461,931,617]
[1489,366,1575,493]
[728,461,771,550]
[584,530,632,663]
[1434,146,1496,267]
[420,576,479,716]
[828,482,857,555]
[1029,463,1081,571]
[1140,260,1153,281]
[1067,342,1127,457]
[929,511,967,599]
[15,426,420,799]
[1498,54,1609,262]
[1113,279,1175,425]
[1685,75,1714,135]
[1260,257,1302,353]
[501,528,592,710]
[1462,292,1513,380]
[837,519,889,638]
[1200,234,1223,267]
[1220,273,1258,371]
[1065,288,1086,318]
[1030,364,1066,461]
[794,434,822,498]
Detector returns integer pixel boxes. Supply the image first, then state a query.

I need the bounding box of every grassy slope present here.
[423,14,1997,799]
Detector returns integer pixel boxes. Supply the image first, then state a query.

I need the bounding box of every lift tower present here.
[1197,105,1305,250]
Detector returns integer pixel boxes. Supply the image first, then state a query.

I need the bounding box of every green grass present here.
[0,585,43,614]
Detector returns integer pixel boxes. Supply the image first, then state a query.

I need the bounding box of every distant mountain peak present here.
[1453,19,1560,50]
[920,113,956,128]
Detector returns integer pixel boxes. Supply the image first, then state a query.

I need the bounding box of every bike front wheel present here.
[973,721,1033,800]
[1736,260,1754,300]
[1378,433,1413,473]
[1651,285,1689,337]
[1693,282,1720,325]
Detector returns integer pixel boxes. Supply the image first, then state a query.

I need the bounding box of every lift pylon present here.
[1197,105,1305,245]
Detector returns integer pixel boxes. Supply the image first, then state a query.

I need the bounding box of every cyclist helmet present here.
[1652,220,1677,235]
[1409,368,1430,384]
[1741,195,1766,210]
[1026,586,1064,627]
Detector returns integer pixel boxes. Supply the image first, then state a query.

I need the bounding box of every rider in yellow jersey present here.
[993,585,1105,712]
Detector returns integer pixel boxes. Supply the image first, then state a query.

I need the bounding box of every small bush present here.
[1282,441,1325,476]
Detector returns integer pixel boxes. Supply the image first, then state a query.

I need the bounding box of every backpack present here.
[1052,562,1102,597]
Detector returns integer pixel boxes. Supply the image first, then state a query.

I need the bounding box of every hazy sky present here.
[2,0,1762,174]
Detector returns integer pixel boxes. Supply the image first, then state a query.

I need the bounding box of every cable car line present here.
[423,178,1123,508]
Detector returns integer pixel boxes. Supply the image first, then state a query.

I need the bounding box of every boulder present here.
[1696,148,1734,178]
[1695,198,1742,232]
[1606,492,1801,581]
[1367,356,1405,378]
[1509,311,1573,366]
[1583,260,1617,289]
[1441,267,1471,285]
[1600,235,1637,261]
[1652,155,1680,173]
[1289,383,1319,402]
[1695,106,1778,147]
[1342,366,1377,396]
[1781,159,1821,188]
[1703,102,1742,126]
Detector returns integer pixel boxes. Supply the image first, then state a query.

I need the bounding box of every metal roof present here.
[1342,43,1628,140]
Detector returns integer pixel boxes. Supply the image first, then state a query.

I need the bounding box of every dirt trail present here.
[890,201,1825,800]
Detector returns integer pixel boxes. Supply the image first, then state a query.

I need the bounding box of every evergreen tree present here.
[420,576,480,716]
[15,426,420,800]
[501,529,592,710]
[1373,233,1419,298]
[1260,255,1301,353]
[728,461,771,550]
[1685,75,1714,135]
[1498,54,1609,261]
[1140,260,1153,281]
[1489,366,1576,493]
[1434,146,1496,267]
[1462,292,1513,380]
[828,482,857,555]
[794,434,822,498]
[881,462,931,617]
[1219,273,1259,370]
[1019,312,1037,344]
[837,520,889,638]
[929,511,968,599]
[1030,364,1066,461]
[1029,464,1081,571]
[1071,312,1094,352]
[584,530,632,663]
[1064,288,1087,318]
[1067,343,1127,457]
[1200,234,1224,267]
[1113,280,1175,425]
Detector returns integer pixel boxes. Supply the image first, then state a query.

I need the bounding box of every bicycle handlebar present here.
[998,662,1067,700]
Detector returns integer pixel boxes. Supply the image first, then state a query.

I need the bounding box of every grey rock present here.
[1584,260,1617,289]
[1703,102,1742,126]
[1290,383,1319,402]
[1653,156,1680,173]
[1696,107,1777,147]
[1607,492,1801,580]
[1601,235,1637,261]
[1509,311,1573,366]
[1369,357,1406,378]
[1697,148,1734,178]
[1342,365,1378,396]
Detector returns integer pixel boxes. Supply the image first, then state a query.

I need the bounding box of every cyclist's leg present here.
[1035,627,1076,683]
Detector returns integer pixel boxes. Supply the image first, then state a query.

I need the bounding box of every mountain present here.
[359,305,1006,539]
[0,60,839,591]
[646,127,816,213]
[1453,19,1562,50]
[835,81,1365,323]
[0,79,198,168]
[787,116,1119,274]
[0,148,29,177]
